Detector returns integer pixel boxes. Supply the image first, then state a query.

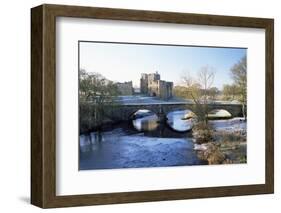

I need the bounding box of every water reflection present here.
[131,109,233,132]
[79,132,103,153]
[79,127,203,170]
[166,110,195,132]
[132,109,195,132]
[132,110,159,131]
[208,109,232,119]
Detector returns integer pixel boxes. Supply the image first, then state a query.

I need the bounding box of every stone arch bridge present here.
[106,102,244,122]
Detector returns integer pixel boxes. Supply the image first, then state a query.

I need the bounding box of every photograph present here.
[78,41,247,170]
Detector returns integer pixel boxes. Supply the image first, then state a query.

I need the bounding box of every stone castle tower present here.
[140,71,173,100]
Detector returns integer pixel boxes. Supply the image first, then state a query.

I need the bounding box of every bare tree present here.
[230,56,247,119]
[198,66,215,101]
[181,66,215,124]
[79,69,119,132]
[222,84,239,101]
[181,72,201,100]
[208,87,220,101]
[182,72,194,88]
[181,67,215,144]
[196,66,215,123]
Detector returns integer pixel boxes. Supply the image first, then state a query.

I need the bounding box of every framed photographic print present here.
[31,4,274,208]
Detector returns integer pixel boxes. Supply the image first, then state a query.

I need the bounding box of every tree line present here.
[174,55,247,121]
[79,69,120,132]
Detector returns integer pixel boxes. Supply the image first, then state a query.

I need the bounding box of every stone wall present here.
[158,80,173,100]
[140,74,148,94]
[140,72,173,99]
[116,81,134,95]
[93,103,245,122]
[148,80,159,96]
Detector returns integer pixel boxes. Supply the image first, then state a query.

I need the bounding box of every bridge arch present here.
[207,109,232,119]
[166,108,197,119]
[129,109,159,120]
[166,109,196,132]
[109,102,243,121]
[129,109,159,132]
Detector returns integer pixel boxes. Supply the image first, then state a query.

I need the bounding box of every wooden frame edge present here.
[265,19,274,194]
[31,5,44,208]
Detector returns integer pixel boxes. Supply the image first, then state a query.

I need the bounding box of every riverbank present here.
[193,118,247,164]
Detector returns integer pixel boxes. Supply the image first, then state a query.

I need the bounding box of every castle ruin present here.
[116,81,134,95]
[140,72,173,100]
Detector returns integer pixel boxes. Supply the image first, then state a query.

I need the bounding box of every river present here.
[79,110,245,170]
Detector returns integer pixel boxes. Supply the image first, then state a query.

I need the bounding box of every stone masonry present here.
[140,72,173,100]
[116,81,134,95]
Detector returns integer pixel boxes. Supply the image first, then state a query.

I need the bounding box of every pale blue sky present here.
[79,41,246,89]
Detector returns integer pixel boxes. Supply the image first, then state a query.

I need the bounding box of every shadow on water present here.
[131,109,194,137]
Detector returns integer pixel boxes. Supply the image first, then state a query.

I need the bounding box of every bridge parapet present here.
[110,102,244,121]
[79,101,245,132]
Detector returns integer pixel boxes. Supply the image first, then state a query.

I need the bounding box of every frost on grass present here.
[192,118,247,165]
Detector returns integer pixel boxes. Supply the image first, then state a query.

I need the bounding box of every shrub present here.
[197,143,226,164]
[192,122,213,144]
[213,131,246,143]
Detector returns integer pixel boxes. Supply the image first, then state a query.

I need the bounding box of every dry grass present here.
[197,143,226,164]
[192,122,213,144]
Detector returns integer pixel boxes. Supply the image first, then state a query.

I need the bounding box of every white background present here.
[0,0,279,212]
[57,18,265,195]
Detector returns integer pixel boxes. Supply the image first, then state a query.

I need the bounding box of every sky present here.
[79,41,246,90]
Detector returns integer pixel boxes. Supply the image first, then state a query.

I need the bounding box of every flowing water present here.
[79,110,206,170]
